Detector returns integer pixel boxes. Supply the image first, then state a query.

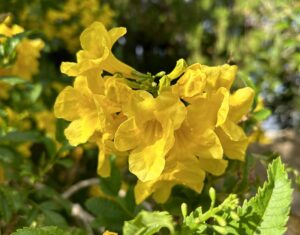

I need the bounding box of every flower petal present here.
[80,22,110,52]
[216,122,249,160]
[155,91,187,129]
[54,86,82,121]
[129,122,174,182]
[108,27,127,46]
[64,113,97,146]
[193,129,223,159]
[114,117,140,151]
[228,87,255,122]
[199,158,228,176]
[97,137,111,177]
[134,153,206,204]
[187,87,229,131]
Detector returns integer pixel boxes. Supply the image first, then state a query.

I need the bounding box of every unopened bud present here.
[214,215,226,227]
[209,187,216,206]
[181,203,188,219]
[212,225,227,234]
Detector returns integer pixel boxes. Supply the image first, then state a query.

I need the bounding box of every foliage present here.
[8,158,292,234]
[0,1,297,235]
[123,211,174,235]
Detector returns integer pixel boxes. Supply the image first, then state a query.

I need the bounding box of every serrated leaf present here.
[12,226,71,235]
[230,157,293,235]
[123,210,174,235]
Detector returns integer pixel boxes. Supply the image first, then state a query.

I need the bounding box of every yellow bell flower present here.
[61,22,134,78]
[54,71,119,146]
[114,90,186,182]
[174,63,254,161]
[134,90,231,203]
[54,71,131,176]
[174,63,237,103]
[135,137,228,204]
[133,64,253,203]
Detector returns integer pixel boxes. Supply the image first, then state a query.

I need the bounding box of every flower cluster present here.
[19,0,114,52]
[54,22,254,203]
[0,16,44,81]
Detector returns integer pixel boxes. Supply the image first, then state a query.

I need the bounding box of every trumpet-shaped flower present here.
[61,22,134,78]
[134,88,230,203]
[174,63,253,161]
[54,71,131,176]
[114,90,186,182]
[174,63,237,103]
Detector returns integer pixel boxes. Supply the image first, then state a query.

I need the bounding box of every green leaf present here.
[123,210,174,235]
[0,146,21,165]
[0,131,41,143]
[42,210,68,227]
[0,76,27,85]
[0,186,26,222]
[85,197,130,231]
[40,201,62,211]
[12,226,71,235]
[28,83,43,103]
[230,157,293,235]
[253,108,272,121]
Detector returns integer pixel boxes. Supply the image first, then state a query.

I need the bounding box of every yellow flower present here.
[134,88,230,203]
[61,22,134,78]
[0,83,10,99]
[215,87,254,160]
[16,142,32,158]
[0,16,23,38]
[174,63,254,160]
[54,71,131,176]
[35,110,56,135]
[55,22,254,204]
[173,63,237,103]
[114,90,186,182]
[103,231,117,235]
[0,17,44,80]
[20,0,115,53]
[134,64,253,203]
[54,71,118,146]
[135,144,228,204]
